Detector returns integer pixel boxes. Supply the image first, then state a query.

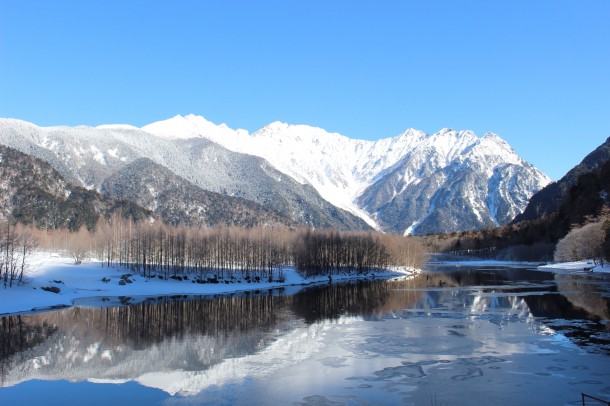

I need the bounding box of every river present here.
[1,263,609,405]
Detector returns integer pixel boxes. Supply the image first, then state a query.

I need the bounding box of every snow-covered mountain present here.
[141,115,428,227]
[0,118,370,231]
[0,115,550,234]
[358,130,550,234]
[101,158,294,228]
[141,115,551,234]
[0,143,151,229]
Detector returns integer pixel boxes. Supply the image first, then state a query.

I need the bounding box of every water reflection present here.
[0,291,300,389]
[0,266,609,399]
[554,274,610,321]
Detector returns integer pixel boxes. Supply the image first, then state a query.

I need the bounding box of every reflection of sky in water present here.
[1,267,609,405]
[168,312,609,405]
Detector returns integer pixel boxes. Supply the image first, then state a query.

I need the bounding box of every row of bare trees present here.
[96,220,291,280]
[34,214,426,280]
[295,230,391,277]
[0,222,37,288]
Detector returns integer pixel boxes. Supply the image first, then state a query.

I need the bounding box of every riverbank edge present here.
[0,251,419,316]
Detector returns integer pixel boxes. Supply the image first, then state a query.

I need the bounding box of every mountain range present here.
[0,115,551,234]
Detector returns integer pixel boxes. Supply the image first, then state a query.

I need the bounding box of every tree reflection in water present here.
[0,267,609,389]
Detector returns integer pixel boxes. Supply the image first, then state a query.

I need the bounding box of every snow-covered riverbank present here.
[428,254,610,276]
[537,260,610,274]
[0,252,418,316]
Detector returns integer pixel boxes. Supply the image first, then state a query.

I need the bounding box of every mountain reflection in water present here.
[0,266,609,397]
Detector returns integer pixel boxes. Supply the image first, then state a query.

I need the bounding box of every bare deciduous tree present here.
[0,221,38,288]
[66,226,91,265]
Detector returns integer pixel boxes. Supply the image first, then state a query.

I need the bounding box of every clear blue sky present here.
[1,1,609,180]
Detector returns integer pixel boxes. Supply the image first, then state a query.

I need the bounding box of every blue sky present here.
[1,1,609,180]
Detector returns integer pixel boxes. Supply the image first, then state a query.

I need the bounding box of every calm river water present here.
[1,263,609,405]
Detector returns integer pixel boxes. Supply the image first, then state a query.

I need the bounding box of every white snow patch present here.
[404,220,420,236]
[107,147,119,158]
[90,146,106,165]
[538,261,610,274]
[83,343,100,363]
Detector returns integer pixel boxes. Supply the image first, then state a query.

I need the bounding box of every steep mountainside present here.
[549,158,610,231]
[514,136,610,223]
[101,158,293,228]
[143,115,550,235]
[359,131,548,234]
[0,145,150,230]
[0,119,370,231]
[511,137,610,238]
[142,115,428,226]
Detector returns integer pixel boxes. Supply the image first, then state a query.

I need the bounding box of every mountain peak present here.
[141,114,247,142]
[266,121,290,130]
[481,131,503,142]
[253,122,338,142]
[479,131,515,153]
[394,128,426,139]
[141,115,198,140]
[182,113,216,126]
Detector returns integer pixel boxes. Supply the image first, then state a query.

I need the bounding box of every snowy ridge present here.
[96,124,139,131]
[141,114,249,142]
[141,116,426,227]
[0,117,370,231]
[0,115,551,234]
[141,115,550,234]
[356,128,551,234]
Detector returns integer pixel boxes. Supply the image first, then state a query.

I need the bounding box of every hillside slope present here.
[101,158,293,228]
[0,144,150,230]
[514,136,610,223]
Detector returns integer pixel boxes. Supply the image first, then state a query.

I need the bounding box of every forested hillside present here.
[515,136,610,222]
[0,145,150,230]
[101,158,294,228]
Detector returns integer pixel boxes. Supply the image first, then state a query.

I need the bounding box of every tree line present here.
[28,213,426,282]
